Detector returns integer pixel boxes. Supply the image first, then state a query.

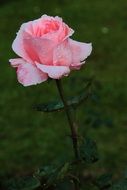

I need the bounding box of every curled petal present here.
[36,62,70,79]
[12,28,32,62]
[17,62,48,86]
[70,61,86,70]
[40,15,74,42]
[69,39,92,67]
[9,58,26,68]
[56,17,74,41]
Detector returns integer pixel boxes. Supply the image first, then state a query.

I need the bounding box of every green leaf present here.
[95,173,112,189]
[56,180,74,190]
[124,168,127,179]
[57,163,70,180]
[5,176,41,190]
[79,137,99,164]
[46,163,69,188]
[35,165,54,179]
[35,163,70,189]
[110,179,127,190]
[34,81,92,112]
[34,100,64,112]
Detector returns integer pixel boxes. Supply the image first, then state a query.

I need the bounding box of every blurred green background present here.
[0,0,127,180]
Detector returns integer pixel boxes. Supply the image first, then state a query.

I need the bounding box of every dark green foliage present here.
[35,100,64,112]
[4,176,41,190]
[79,137,99,163]
[34,81,92,112]
[110,179,127,190]
[55,180,74,190]
[85,110,114,129]
[123,168,127,180]
[95,173,112,189]
[35,165,55,179]
[35,163,70,189]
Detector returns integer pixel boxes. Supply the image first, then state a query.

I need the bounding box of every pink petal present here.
[23,37,56,64]
[53,41,72,66]
[17,62,48,86]
[70,62,86,70]
[36,62,70,79]
[55,16,74,41]
[9,58,26,68]
[12,27,32,62]
[69,39,92,66]
[40,15,74,42]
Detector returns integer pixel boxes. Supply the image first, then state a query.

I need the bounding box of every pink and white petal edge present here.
[12,29,32,62]
[16,62,48,86]
[70,61,86,70]
[36,62,70,79]
[69,39,92,62]
[9,58,26,68]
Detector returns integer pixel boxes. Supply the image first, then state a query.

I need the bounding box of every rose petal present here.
[36,62,70,79]
[17,62,48,86]
[54,16,74,40]
[70,61,86,70]
[53,41,72,66]
[40,15,74,42]
[24,37,56,64]
[9,58,26,68]
[12,26,32,62]
[69,39,92,66]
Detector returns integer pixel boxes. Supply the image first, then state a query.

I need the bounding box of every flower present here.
[10,15,92,86]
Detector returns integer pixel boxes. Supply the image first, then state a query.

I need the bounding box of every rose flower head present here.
[10,15,92,86]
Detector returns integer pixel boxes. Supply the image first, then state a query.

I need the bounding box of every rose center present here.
[34,20,59,37]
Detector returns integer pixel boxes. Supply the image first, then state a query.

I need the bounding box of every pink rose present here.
[10,15,92,86]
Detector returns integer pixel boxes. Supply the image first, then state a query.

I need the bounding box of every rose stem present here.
[55,79,80,190]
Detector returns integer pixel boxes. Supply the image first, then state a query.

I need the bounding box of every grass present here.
[0,0,127,181]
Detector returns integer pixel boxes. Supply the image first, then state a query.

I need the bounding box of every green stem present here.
[55,79,80,190]
[55,79,79,159]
